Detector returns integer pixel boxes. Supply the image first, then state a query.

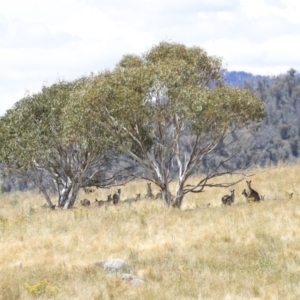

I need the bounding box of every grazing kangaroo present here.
[113,189,121,205]
[146,183,154,199]
[155,190,173,200]
[155,191,162,200]
[95,199,106,207]
[80,199,91,206]
[41,204,56,210]
[123,193,141,204]
[221,189,235,206]
[246,180,261,202]
[285,192,293,199]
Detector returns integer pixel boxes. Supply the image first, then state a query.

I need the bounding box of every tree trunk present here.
[58,184,72,207]
[161,185,173,206]
[172,192,184,209]
[39,185,56,209]
[32,167,56,209]
[34,177,56,209]
[161,190,170,206]
[63,183,81,209]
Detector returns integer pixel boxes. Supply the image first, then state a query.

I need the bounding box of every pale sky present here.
[0,0,299,116]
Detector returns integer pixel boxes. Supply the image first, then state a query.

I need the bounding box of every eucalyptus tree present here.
[87,41,265,208]
[0,77,131,209]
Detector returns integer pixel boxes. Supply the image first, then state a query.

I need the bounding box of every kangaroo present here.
[123,193,141,204]
[221,189,235,206]
[41,204,56,210]
[103,194,113,206]
[246,181,261,202]
[80,199,91,206]
[242,189,254,203]
[242,189,248,201]
[155,191,162,200]
[146,183,154,199]
[107,194,112,202]
[155,190,172,200]
[113,189,121,205]
[95,198,106,207]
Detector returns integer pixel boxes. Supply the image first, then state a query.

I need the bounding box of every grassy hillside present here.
[1,162,300,299]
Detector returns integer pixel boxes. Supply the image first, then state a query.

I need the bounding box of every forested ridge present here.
[1,68,299,194]
[225,68,300,167]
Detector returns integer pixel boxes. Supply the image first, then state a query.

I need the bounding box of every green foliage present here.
[0,81,72,169]
[0,76,123,207]
[92,42,263,150]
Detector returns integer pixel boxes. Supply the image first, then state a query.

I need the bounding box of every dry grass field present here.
[1,162,300,299]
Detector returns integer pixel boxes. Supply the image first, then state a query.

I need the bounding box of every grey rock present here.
[95,259,132,274]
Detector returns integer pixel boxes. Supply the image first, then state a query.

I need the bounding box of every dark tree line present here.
[224,68,300,167]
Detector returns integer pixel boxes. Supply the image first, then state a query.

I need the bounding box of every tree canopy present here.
[0,78,134,208]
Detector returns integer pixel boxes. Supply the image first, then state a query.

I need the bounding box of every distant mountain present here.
[224,71,266,87]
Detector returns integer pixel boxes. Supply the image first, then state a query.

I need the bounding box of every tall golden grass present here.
[1,162,300,299]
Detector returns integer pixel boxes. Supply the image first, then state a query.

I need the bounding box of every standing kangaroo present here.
[242,189,248,201]
[221,189,235,206]
[113,189,121,205]
[146,183,154,199]
[245,181,261,202]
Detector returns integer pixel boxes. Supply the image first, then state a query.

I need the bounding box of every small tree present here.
[87,41,265,208]
[0,78,134,209]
